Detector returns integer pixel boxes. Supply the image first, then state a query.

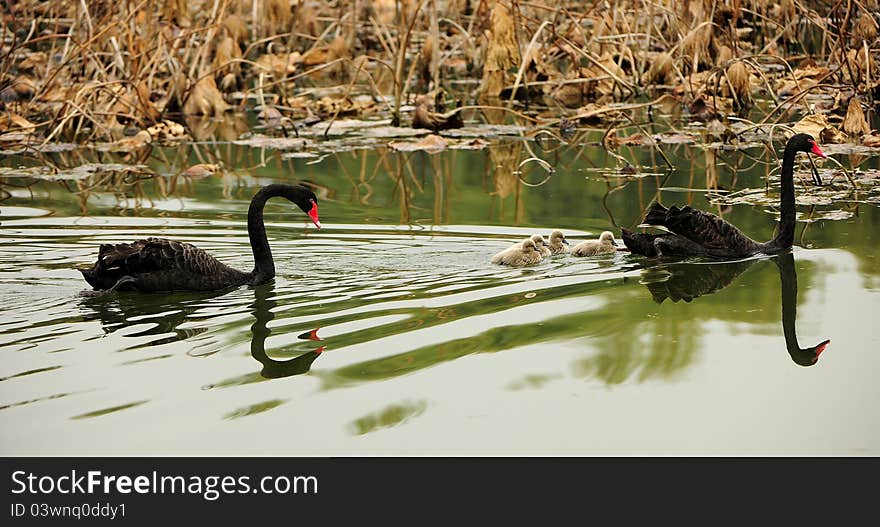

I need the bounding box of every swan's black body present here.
[78,184,320,292]
[622,134,826,259]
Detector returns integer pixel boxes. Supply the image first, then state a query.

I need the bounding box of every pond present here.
[1,134,879,455]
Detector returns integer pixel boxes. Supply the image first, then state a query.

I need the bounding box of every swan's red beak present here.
[815,339,831,358]
[308,200,321,229]
[810,141,827,158]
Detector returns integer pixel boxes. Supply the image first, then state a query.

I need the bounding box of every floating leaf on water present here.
[0,142,79,155]
[804,209,855,221]
[818,142,880,155]
[0,163,152,181]
[359,126,431,138]
[444,124,529,139]
[794,194,835,206]
[604,131,654,147]
[56,163,154,181]
[233,135,311,150]
[309,118,393,137]
[388,134,448,153]
[449,138,490,150]
[97,130,152,152]
[182,164,220,178]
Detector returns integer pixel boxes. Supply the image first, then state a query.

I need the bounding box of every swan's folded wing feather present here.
[658,205,756,252]
[100,238,231,276]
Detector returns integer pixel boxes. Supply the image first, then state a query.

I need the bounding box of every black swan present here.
[622,133,826,259]
[78,184,320,292]
[639,252,829,366]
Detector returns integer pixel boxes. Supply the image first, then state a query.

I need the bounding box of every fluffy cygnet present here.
[492,238,544,266]
[571,231,618,257]
[508,234,550,257]
[547,230,570,255]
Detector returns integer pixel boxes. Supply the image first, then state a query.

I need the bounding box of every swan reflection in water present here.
[77,288,232,346]
[637,251,830,367]
[249,283,324,379]
[77,284,324,377]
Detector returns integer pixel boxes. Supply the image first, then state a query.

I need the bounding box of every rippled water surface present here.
[1,139,879,455]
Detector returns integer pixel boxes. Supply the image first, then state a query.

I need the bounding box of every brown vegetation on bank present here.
[1,0,878,147]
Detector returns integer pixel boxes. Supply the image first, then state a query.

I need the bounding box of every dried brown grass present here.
[0,0,876,144]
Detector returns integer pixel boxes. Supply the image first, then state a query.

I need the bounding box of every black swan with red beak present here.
[622,134,827,259]
[78,184,320,292]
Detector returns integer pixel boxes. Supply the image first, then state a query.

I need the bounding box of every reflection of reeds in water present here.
[314,276,704,389]
[487,142,525,224]
[348,400,428,435]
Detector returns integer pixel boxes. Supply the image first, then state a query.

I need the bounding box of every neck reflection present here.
[774,252,830,367]
[250,284,324,379]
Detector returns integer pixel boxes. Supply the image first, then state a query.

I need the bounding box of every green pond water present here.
[1,136,878,455]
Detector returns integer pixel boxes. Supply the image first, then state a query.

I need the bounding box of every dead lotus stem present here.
[508,20,551,103]
[392,0,430,126]
[256,58,348,91]
[620,112,672,170]
[818,155,856,187]
[556,34,637,93]
[515,157,555,187]
[558,94,674,125]
[42,101,107,145]
[323,58,367,138]
[760,81,841,126]
[241,32,296,58]
[370,15,398,57]
[453,105,540,124]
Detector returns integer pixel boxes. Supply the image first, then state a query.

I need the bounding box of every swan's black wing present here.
[100,238,232,275]
[79,238,245,291]
[643,202,759,256]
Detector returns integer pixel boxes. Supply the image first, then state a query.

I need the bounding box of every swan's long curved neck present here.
[247,186,278,283]
[766,147,798,251]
